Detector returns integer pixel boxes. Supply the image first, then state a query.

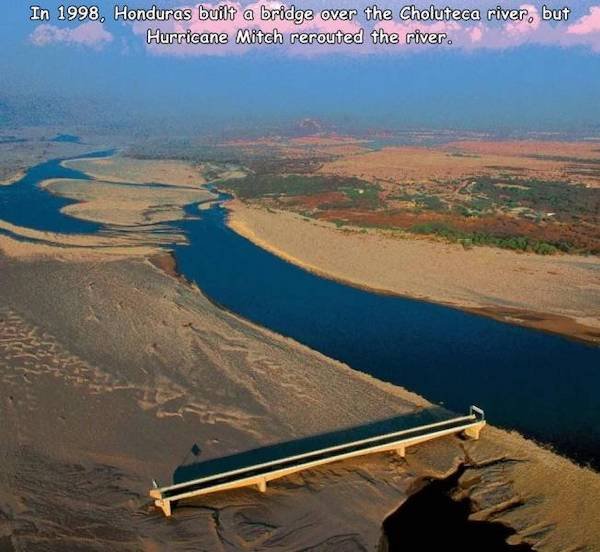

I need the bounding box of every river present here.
[1,152,599,470]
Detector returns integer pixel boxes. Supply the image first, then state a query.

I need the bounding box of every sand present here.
[0,233,163,262]
[1,151,599,550]
[318,141,600,188]
[63,157,208,189]
[0,170,25,186]
[0,218,185,263]
[0,254,429,551]
[43,178,215,227]
[228,202,600,344]
[1,253,599,551]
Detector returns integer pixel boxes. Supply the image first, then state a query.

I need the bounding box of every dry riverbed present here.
[1,154,599,550]
[0,252,599,551]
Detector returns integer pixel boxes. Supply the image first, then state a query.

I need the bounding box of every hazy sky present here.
[2,1,600,130]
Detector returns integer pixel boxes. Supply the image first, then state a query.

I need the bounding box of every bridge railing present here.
[150,405,485,517]
[470,405,485,420]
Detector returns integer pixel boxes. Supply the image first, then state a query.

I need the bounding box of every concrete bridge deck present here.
[150,406,486,517]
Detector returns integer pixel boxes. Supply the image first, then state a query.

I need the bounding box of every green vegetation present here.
[129,142,329,175]
[463,197,494,214]
[225,173,380,207]
[408,222,567,255]
[415,195,446,211]
[453,205,474,217]
[127,140,599,256]
[567,167,600,178]
[390,192,447,212]
[448,152,480,158]
[341,185,381,209]
[525,154,600,165]
[484,165,526,173]
[467,176,599,223]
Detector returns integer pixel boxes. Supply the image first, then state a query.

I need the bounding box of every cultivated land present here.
[1,144,600,550]
[223,140,600,255]
[220,138,600,343]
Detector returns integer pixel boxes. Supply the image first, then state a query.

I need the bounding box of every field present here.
[221,139,600,255]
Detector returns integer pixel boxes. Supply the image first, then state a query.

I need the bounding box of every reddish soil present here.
[313,209,600,252]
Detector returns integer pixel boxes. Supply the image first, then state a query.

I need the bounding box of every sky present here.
[1,1,600,131]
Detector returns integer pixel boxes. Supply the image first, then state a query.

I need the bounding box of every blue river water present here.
[175,202,600,469]
[0,150,112,235]
[1,153,599,470]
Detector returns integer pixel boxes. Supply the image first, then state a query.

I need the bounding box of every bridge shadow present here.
[173,405,452,485]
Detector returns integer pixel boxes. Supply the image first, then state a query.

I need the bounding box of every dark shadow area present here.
[173,406,451,485]
[51,134,81,144]
[0,137,26,144]
[381,465,533,552]
[0,536,15,552]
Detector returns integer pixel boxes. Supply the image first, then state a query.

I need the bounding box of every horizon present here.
[1,1,600,131]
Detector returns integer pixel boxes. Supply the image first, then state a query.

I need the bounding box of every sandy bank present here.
[0,169,25,186]
[0,253,599,550]
[42,178,216,227]
[63,156,208,188]
[0,216,186,262]
[228,202,600,344]
[0,233,162,261]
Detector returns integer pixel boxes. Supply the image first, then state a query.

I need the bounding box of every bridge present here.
[150,406,486,517]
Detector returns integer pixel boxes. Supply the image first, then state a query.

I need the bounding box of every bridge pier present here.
[463,422,484,440]
[149,407,486,517]
[155,499,172,517]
